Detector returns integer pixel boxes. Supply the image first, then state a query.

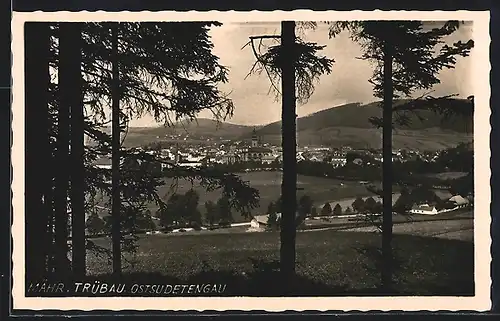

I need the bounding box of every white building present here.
[249,213,282,231]
[178,161,202,168]
[410,204,438,215]
[449,195,470,208]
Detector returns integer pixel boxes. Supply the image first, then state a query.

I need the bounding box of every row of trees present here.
[204,197,234,228]
[156,190,234,229]
[157,190,203,228]
[314,182,470,220]
[85,210,156,236]
[305,196,383,218]
[85,189,237,235]
[246,20,474,290]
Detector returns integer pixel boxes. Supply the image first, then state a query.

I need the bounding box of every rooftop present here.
[247,146,272,153]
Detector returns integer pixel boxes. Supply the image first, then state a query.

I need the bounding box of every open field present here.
[146,171,378,222]
[341,217,474,241]
[301,209,473,230]
[93,169,471,226]
[85,218,474,296]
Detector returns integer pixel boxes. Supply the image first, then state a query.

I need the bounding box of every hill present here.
[255,100,473,135]
[249,100,473,150]
[133,118,252,137]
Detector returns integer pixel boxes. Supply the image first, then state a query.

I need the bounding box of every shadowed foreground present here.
[28,230,474,297]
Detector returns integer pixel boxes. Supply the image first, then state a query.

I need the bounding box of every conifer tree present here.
[330,20,474,290]
[245,21,333,282]
[28,22,260,278]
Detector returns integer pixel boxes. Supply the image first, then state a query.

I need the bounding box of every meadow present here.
[85,224,474,296]
[151,171,376,221]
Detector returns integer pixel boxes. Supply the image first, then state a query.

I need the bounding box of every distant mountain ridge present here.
[253,100,472,136]
[122,100,473,150]
[132,118,254,136]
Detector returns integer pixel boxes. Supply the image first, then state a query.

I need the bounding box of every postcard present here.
[11,9,491,311]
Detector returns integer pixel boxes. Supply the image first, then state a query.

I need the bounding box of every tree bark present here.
[111,23,122,275]
[279,21,297,286]
[55,23,73,278]
[65,22,86,278]
[24,22,51,281]
[381,40,394,292]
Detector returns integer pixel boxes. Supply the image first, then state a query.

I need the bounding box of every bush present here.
[191,222,202,231]
[219,221,231,228]
[86,213,105,236]
[161,226,173,232]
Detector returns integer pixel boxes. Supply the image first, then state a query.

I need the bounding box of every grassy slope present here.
[85,228,474,296]
[253,100,473,149]
[256,101,473,134]
[260,127,472,150]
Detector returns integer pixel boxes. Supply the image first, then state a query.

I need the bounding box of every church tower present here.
[251,128,258,147]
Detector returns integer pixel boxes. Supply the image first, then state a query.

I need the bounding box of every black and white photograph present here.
[11,10,491,311]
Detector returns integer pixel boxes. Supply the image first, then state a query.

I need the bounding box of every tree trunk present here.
[111,23,122,275]
[55,23,73,278]
[24,22,51,281]
[279,21,297,286]
[381,41,394,291]
[66,23,86,278]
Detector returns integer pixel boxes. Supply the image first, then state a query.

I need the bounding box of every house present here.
[352,158,363,165]
[410,204,438,215]
[178,161,202,168]
[250,214,281,230]
[223,151,240,164]
[261,154,278,164]
[449,195,470,208]
[330,157,347,167]
[249,212,303,231]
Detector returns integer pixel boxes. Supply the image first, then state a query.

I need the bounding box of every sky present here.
[129,21,474,127]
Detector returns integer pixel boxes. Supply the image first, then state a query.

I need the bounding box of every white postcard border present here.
[11,10,492,312]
